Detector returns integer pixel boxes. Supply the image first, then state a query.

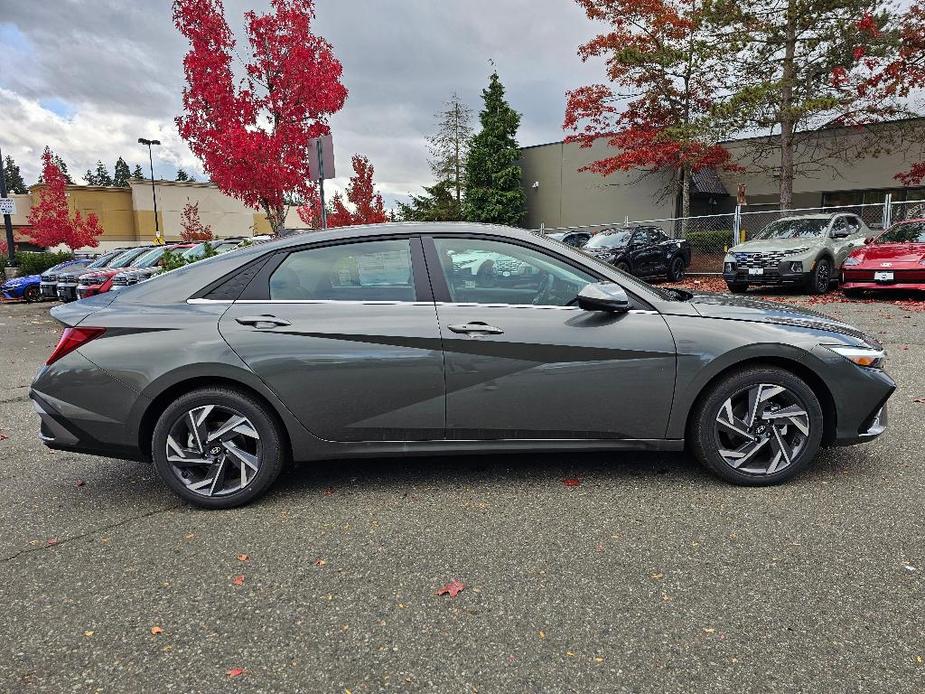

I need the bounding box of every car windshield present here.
[585,230,632,249]
[131,248,166,268]
[87,252,121,269]
[753,218,829,240]
[877,222,925,244]
[108,248,149,268]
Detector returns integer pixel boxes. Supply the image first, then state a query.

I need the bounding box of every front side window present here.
[269,239,415,301]
[432,237,597,306]
[585,230,631,249]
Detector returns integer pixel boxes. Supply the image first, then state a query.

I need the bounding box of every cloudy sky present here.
[0,0,603,207]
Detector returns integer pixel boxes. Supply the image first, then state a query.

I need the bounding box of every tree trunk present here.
[778,4,797,211]
[264,201,288,237]
[681,165,691,233]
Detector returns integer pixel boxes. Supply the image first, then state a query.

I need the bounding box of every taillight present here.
[46,327,106,365]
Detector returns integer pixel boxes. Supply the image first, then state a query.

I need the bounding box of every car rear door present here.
[218,236,445,442]
[423,234,677,441]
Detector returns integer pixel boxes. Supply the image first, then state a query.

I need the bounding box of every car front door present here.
[629,229,662,275]
[424,235,677,441]
[218,237,445,442]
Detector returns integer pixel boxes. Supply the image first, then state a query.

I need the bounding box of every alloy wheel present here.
[713,383,810,475]
[165,404,261,497]
[815,261,831,292]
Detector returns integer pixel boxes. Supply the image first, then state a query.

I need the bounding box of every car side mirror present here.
[577,282,630,313]
[864,236,874,244]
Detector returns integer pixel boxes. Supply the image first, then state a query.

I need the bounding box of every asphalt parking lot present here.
[1,293,924,693]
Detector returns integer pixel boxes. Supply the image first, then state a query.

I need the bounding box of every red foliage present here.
[562,478,582,487]
[435,579,465,598]
[25,148,102,251]
[179,200,214,242]
[297,154,388,228]
[563,0,739,183]
[174,0,348,234]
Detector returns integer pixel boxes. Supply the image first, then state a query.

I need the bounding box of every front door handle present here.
[236,315,292,328]
[448,321,504,335]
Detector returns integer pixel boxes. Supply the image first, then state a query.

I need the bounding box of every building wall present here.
[520,139,676,229]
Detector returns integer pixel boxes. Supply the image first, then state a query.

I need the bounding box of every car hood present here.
[729,238,824,253]
[2,274,40,286]
[687,292,874,343]
[850,242,925,264]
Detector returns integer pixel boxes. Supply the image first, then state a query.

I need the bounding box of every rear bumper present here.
[841,280,925,291]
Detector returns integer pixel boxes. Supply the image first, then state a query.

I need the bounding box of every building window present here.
[822,187,925,207]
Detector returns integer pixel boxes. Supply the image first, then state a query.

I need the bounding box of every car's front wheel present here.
[726,282,748,294]
[808,258,833,294]
[667,256,685,281]
[152,387,286,508]
[689,366,824,486]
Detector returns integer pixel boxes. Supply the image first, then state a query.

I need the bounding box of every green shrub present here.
[16,251,74,275]
[160,248,189,272]
[685,229,735,255]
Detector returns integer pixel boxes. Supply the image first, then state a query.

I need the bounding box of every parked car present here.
[548,230,593,248]
[32,223,894,509]
[1,273,43,302]
[581,225,691,281]
[109,243,198,290]
[181,238,250,263]
[82,245,195,298]
[57,247,152,302]
[723,213,870,294]
[39,257,108,300]
[841,219,925,295]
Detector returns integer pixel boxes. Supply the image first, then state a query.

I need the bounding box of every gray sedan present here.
[30,223,895,508]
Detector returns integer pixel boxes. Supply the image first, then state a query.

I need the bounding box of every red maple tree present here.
[563,0,739,220]
[297,154,388,229]
[174,0,348,236]
[26,147,102,251]
[179,200,214,242]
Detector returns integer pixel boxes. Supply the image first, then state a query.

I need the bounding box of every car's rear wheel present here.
[667,256,685,281]
[24,286,41,303]
[689,366,823,486]
[152,387,285,509]
[808,258,833,294]
[726,282,748,294]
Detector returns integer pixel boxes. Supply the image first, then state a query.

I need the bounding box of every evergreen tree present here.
[463,71,525,226]
[428,93,473,208]
[113,157,131,187]
[93,160,113,186]
[397,180,463,222]
[131,164,146,181]
[175,168,190,182]
[2,155,28,194]
[84,169,99,186]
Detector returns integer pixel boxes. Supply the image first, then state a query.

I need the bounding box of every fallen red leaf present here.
[436,579,465,598]
[75,479,85,488]
[226,667,245,678]
[0,432,8,441]
[236,554,249,562]
[914,397,925,404]
[150,626,163,635]
[562,478,581,487]
[322,487,335,496]
[232,575,245,586]
[46,538,59,546]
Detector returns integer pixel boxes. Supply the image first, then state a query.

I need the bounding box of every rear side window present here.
[269,239,415,302]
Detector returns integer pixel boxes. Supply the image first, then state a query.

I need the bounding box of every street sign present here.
[0,198,16,216]
[307,134,335,180]
[736,183,748,206]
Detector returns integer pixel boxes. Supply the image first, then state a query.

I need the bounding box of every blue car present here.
[2,259,87,302]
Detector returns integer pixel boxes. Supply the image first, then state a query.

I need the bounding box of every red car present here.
[841,219,925,295]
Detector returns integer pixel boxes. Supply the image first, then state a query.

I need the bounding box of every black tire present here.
[151,387,286,509]
[667,255,686,282]
[808,258,833,294]
[689,366,824,486]
[23,286,41,303]
[726,282,748,294]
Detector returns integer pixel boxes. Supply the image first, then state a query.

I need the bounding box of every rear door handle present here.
[236,315,292,328]
[448,322,504,335]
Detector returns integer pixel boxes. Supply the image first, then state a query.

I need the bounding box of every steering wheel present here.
[532,272,556,305]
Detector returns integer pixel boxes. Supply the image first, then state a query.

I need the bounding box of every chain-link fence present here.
[537,196,921,274]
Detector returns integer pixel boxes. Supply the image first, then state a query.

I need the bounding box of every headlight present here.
[843,256,862,266]
[782,247,810,256]
[826,345,885,368]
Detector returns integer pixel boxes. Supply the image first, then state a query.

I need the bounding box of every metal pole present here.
[0,143,16,266]
[317,138,327,230]
[732,204,742,246]
[882,192,892,230]
[146,145,160,242]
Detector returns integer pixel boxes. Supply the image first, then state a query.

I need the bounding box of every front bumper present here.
[40,282,58,299]
[57,283,79,302]
[723,267,810,286]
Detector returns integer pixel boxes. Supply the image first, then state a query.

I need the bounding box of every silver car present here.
[31,223,894,508]
[723,213,870,294]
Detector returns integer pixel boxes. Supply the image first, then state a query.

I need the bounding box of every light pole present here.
[137,138,161,243]
[0,142,16,267]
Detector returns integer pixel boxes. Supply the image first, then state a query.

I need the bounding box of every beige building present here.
[519,117,925,229]
[6,180,304,252]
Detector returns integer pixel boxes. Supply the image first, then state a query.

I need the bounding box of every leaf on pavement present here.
[435,579,465,598]
[232,575,245,586]
[0,432,8,441]
[75,479,85,487]
[562,478,581,487]
[236,553,249,562]
[323,487,335,496]
[913,397,925,404]
[227,667,245,678]
[150,626,163,635]
[46,538,59,546]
